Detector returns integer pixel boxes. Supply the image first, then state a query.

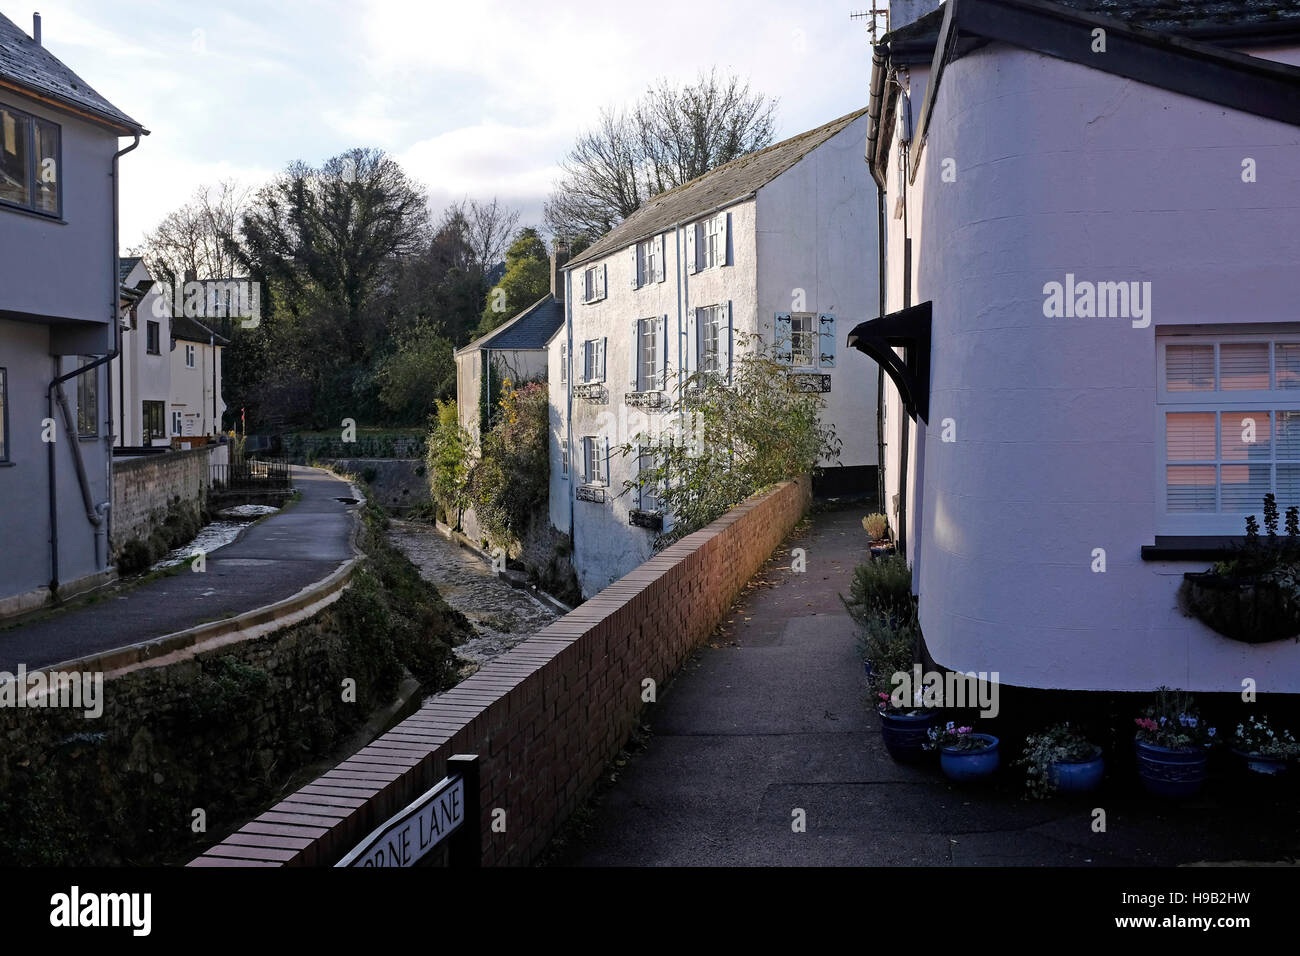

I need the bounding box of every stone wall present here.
[111,445,224,554]
[193,476,812,866]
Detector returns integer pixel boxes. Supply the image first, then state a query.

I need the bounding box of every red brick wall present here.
[190,477,812,867]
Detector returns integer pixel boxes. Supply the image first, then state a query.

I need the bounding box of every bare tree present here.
[131,179,250,284]
[544,71,778,245]
[450,197,520,277]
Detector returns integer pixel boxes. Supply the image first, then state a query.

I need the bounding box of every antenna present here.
[849,3,890,45]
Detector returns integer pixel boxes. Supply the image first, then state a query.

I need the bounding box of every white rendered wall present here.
[908,44,1300,692]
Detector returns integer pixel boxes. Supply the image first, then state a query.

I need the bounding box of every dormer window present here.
[0,104,60,217]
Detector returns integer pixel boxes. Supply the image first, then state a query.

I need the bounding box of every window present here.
[582,338,606,383]
[560,343,568,384]
[1158,334,1300,534]
[635,317,662,391]
[560,438,569,479]
[76,357,97,438]
[583,264,607,303]
[774,312,835,370]
[0,104,59,217]
[0,368,8,462]
[172,410,183,435]
[146,321,161,355]
[633,236,665,288]
[699,305,724,374]
[185,343,196,368]
[142,400,166,441]
[637,445,660,513]
[583,436,606,486]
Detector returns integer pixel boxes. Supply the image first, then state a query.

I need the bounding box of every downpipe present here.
[47,132,140,592]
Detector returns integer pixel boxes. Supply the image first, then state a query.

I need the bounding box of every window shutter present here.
[775,312,792,365]
[722,301,734,383]
[599,336,607,382]
[659,315,669,390]
[819,314,836,369]
[630,320,641,390]
[686,224,697,275]
[561,343,567,383]
[631,245,640,289]
[656,234,666,282]
[604,436,611,486]
[600,263,607,299]
[719,213,729,266]
[686,308,698,378]
[580,437,589,483]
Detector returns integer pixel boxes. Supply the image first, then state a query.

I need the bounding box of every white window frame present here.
[582,338,606,383]
[637,444,660,513]
[637,317,660,392]
[583,435,606,486]
[560,342,567,384]
[790,313,817,369]
[699,305,723,374]
[583,264,607,304]
[172,409,183,435]
[185,343,196,368]
[560,437,569,479]
[1156,331,1300,535]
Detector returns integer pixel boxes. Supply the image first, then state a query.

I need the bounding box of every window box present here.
[790,372,831,393]
[625,390,668,409]
[576,485,607,504]
[629,509,663,531]
[1180,569,1300,644]
[573,382,607,402]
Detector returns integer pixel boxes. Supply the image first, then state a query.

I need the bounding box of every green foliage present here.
[1134,687,1217,749]
[477,228,551,337]
[377,322,456,421]
[468,380,549,550]
[1016,723,1099,799]
[177,657,272,728]
[842,553,914,626]
[621,334,839,548]
[425,400,473,525]
[858,608,920,701]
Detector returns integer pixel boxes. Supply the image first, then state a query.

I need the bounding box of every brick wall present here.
[111,445,218,552]
[192,476,812,866]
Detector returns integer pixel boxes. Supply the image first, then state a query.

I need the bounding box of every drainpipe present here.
[47,131,140,592]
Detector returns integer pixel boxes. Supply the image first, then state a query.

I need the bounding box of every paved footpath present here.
[558,506,1299,867]
[0,466,357,672]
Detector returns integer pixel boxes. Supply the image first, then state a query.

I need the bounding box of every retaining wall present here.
[192,476,812,866]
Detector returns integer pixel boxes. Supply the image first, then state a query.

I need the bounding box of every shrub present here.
[425,399,473,526]
[467,380,549,550]
[842,553,913,625]
[862,513,889,541]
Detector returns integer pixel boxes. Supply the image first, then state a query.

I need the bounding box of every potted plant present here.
[926,722,999,781]
[1133,687,1217,798]
[874,689,939,763]
[1016,723,1104,798]
[1179,495,1300,643]
[1231,714,1300,775]
[862,512,894,557]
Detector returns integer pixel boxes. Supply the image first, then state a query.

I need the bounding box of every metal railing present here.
[211,457,292,490]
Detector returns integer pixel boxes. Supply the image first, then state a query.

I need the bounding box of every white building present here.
[169,313,227,440]
[858,0,1300,692]
[552,109,879,597]
[112,257,171,447]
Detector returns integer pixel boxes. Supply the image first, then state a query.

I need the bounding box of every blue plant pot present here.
[1048,747,1105,794]
[1134,738,1210,797]
[878,708,937,763]
[1232,748,1289,776]
[939,734,999,781]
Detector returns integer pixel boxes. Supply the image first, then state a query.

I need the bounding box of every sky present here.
[5,0,875,248]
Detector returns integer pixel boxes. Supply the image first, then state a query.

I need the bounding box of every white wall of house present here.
[755,112,878,469]
[169,336,224,437]
[111,262,170,446]
[893,44,1300,692]
[547,328,569,536]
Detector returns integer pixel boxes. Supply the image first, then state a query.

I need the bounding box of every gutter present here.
[46,132,141,592]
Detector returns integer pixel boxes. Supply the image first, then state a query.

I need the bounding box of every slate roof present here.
[458,294,563,354]
[0,12,145,133]
[172,314,229,346]
[119,256,143,284]
[566,108,869,270]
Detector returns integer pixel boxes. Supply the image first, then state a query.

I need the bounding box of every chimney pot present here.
[33,12,41,46]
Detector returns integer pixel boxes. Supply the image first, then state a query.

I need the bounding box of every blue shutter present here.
[604,436,611,486]
[686,308,698,379]
[723,302,734,383]
[656,235,667,282]
[630,320,640,390]
[819,313,836,368]
[685,224,697,275]
[719,213,730,267]
[630,245,640,289]
[774,313,793,365]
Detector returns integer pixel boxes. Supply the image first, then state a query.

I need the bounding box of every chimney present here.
[550,242,569,301]
[32,12,41,46]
